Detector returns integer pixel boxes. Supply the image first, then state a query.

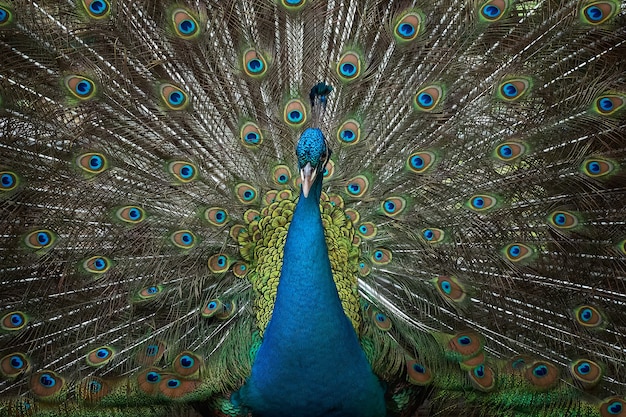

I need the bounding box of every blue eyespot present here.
[288,110,303,123]
[495,142,527,161]
[577,362,591,375]
[468,194,497,211]
[394,13,423,42]
[340,63,356,77]
[598,97,614,111]
[417,92,433,107]
[89,0,108,15]
[411,155,424,169]
[167,379,181,388]
[66,76,97,100]
[1,173,15,188]
[348,183,361,195]
[587,161,601,174]
[423,229,434,241]
[243,189,255,201]
[40,373,56,387]
[2,353,30,376]
[412,363,425,373]
[441,280,452,294]
[474,364,485,378]
[247,58,264,74]
[511,358,526,369]
[178,19,196,35]
[208,301,218,309]
[96,348,110,359]
[83,256,110,274]
[10,356,24,369]
[586,6,603,22]
[94,258,107,270]
[340,129,356,142]
[76,80,93,96]
[278,174,288,184]
[413,86,444,111]
[138,284,164,300]
[502,83,518,98]
[180,355,194,368]
[88,380,102,393]
[398,23,415,37]
[210,255,235,275]
[146,345,159,357]
[10,313,24,326]
[499,145,512,158]
[458,336,471,345]
[608,401,623,414]
[161,85,189,110]
[533,365,548,377]
[146,371,160,383]
[381,197,406,217]
[36,232,50,246]
[0,8,7,24]
[581,308,593,322]
[180,164,194,179]
[181,233,193,245]
[504,243,532,262]
[129,208,141,220]
[169,91,185,106]
[482,4,501,18]
[89,155,103,169]
[508,245,521,257]
[554,213,566,225]
[245,132,260,144]
[374,250,384,260]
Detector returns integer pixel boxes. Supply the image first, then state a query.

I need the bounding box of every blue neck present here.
[236,176,386,417]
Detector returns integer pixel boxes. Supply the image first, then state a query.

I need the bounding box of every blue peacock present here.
[0,1,625,416]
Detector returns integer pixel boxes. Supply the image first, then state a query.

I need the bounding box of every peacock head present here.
[296,128,331,198]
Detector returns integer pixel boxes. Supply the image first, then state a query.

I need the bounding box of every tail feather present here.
[1,0,625,416]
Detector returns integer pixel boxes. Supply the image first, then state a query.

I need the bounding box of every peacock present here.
[0,0,625,416]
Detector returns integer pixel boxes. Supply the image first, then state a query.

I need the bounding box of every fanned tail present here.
[0,1,625,416]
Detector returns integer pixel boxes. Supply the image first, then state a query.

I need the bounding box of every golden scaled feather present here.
[0,0,625,416]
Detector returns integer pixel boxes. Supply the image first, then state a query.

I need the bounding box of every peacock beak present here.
[300,162,316,198]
